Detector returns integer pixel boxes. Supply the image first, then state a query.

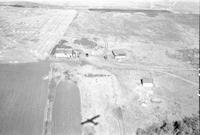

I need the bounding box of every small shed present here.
[112,49,127,60]
[141,78,154,87]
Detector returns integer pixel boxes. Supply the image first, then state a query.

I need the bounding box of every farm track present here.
[84,57,198,86]
[42,64,60,135]
[42,62,81,135]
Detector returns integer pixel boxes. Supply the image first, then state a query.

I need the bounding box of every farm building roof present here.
[141,78,153,84]
[112,49,127,56]
[57,45,72,49]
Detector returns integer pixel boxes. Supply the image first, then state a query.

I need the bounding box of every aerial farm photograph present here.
[0,0,199,135]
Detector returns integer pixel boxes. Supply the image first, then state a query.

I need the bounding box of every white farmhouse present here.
[141,78,154,87]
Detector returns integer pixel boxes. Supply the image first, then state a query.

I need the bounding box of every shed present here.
[112,49,127,60]
[54,51,68,58]
[141,78,154,87]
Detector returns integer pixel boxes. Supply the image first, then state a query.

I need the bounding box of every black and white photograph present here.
[0,0,199,135]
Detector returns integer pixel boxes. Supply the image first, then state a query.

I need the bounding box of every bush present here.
[136,115,199,135]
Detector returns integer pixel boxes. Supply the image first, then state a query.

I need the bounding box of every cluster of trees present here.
[136,115,199,135]
[166,48,199,68]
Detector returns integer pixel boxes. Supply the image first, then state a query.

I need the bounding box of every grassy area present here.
[74,37,97,49]
[66,10,198,45]
[166,48,199,68]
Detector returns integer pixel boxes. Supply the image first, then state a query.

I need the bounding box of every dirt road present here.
[83,57,199,86]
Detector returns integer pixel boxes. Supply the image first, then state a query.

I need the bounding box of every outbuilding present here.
[141,78,154,87]
[54,50,70,58]
[112,49,127,60]
[53,45,73,58]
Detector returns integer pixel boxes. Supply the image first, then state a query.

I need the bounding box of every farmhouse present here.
[112,49,127,60]
[51,44,83,58]
[54,50,69,58]
[141,78,154,87]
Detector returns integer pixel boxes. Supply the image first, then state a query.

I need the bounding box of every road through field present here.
[84,57,199,86]
[52,80,81,135]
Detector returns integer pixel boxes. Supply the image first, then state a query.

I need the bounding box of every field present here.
[0,6,76,63]
[63,8,199,135]
[0,2,199,135]
[0,62,49,135]
[52,80,81,135]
